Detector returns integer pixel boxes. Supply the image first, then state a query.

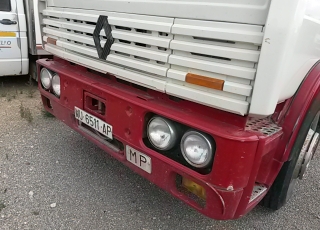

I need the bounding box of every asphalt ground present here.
[0,76,320,230]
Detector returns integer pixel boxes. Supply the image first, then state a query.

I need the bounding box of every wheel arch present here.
[276,60,320,162]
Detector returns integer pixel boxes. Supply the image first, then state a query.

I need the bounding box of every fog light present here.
[40,68,53,90]
[181,131,213,168]
[147,116,177,150]
[182,177,206,199]
[52,74,61,97]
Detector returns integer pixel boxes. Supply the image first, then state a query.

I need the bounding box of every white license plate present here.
[126,146,152,174]
[74,107,113,140]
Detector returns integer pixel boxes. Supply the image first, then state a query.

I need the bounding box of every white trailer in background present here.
[0,0,50,78]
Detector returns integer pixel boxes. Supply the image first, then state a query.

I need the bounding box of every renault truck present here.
[36,0,320,220]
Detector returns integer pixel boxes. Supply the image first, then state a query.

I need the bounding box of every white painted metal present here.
[44,43,167,91]
[20,31,29,74]
[36,0,320,116]
[168,55,256,80]
[43,35,99,58]
[24,0,50,55]
[174,35,260,51]
[42,8,99,23]
[250,0,320,116]
[169,65,251,85]
[0,0,51,77]
[170,40,260,63]
[165,82,249,115]
[108,14,173,33]
[17,1,29,77]
[112,43,169,63]
[168,79,247,101]
[0,0,24,76]
[33,0,42,45]
[43,27,96,46]
[306,0,320,21]
[0,59,20,76]
[45,0,271,25]
[0,0,19,32]
[112,31,171,48]
[107,54,168,77]
[173,50,254,68]
[40,5,264,115]
[57,40,98,58]
[172,19,264,44]
[223,82,252,97]
[43,18,96,34]
[0,33,21,60]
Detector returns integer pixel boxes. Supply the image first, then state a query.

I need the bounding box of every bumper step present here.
[249,184,268,202]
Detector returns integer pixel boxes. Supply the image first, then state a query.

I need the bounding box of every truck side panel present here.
[0,0,26,76]
[250,0,320,116]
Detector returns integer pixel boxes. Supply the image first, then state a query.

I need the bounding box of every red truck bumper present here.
[37,58,283,220]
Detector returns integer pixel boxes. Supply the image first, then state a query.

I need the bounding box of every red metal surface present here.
[237,61,320,217]
[234,131,283,218]
[273,61,320,162]
[37,58,288,220]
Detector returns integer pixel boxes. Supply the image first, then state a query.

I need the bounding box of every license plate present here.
[126,146,152,174]
[74,107,113,140]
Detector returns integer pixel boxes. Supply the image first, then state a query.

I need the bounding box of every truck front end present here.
[36,0,320,219]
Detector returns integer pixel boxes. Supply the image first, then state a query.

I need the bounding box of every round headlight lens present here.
[147,117,177,150]
[40,68,53,90]
[52,74,61,97]
[181,131,213,168]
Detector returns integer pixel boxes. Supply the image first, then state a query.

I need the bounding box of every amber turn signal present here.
[47,37,57,45]
[182,177,206,200]
[186,73,224,90]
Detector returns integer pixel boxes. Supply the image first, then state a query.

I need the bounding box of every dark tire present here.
[261,98,320,210]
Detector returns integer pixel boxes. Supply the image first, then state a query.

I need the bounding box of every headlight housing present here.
[52,73,61,97]
[181,131,213,168]
[40,68,53,90]
[147,116,178,151]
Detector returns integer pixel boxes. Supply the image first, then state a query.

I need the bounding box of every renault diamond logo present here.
[93,16,114,60]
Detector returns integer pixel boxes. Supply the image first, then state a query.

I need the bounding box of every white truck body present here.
[38,0,320,116]
[0,0,27,76]
[0,0,49,77]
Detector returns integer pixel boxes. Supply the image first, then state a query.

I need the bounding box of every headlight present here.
[181,131,213,168]
[40,68,53,90]
[52,74,61,97]
[147,116,178,150]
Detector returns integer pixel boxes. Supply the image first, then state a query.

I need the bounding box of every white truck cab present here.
[0,0,49,77]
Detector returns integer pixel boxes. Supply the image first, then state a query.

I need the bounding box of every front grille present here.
[41,7,264,115]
